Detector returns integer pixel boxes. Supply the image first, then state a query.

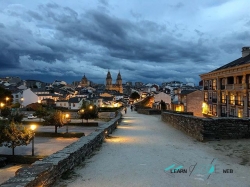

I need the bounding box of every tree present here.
[130,92,140,100]
[0,124,7,147]
[1,107,11,118]
[43,110,64,133]
[0,86,12,105]
[11,102,21,109]
[34,106,49,122]
[8,113,24,123]
[79,101,98,123]
[2,121,33,155]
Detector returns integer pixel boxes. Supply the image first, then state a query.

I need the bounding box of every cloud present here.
[0,1,249,85]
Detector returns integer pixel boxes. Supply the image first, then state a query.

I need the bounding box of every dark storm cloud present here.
[40,6,213,67]
[1,1,248,84]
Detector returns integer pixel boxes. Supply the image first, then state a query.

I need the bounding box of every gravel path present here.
[54,109,250,187]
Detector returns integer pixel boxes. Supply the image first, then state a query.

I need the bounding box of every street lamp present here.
[79,109,84,124]
[65,113,70,133]
[0,102,4,116]
[89,105,93,110]
[20,98,24,108]
[6,97,9,105]
[30,124,37,156]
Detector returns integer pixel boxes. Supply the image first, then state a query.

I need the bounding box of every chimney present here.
[242,47,250,57]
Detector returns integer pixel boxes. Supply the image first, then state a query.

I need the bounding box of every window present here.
[204,92,208,101]
[213,104,217,116]
[212,92,217,103]
[238,108,243,118]
[230,93,235,105]
[222,78,225,85]
[209,104,212,114]
[221,92,226,104]
[230,108,235,117]
[209,80,212,89]
[204,81,208,87]
[212,92,217,99]
[204,81,208,90]
[221,106,226,114]
[209,92,212,101]
[212,79,217,90]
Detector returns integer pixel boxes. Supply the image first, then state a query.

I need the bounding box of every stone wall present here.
[161,112,250,142]
[0,114,122,187]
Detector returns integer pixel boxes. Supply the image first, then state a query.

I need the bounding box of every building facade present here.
[80,74,89,87]
[200,47,250,118]
[105,71,123,93]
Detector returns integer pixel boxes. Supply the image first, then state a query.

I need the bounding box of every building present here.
[105,71,123,93]
[171,89,202,117]
[80,74,90,87]
[200,47,250,118]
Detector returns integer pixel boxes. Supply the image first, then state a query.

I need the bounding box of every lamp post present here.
[30,124,37,156]
[79,109,84,124]
[65,113,70,133]
[20,98,24,108]
[6,97,9,106]
[0,102,4,114]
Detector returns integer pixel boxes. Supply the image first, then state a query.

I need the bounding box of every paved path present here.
[54,109,250,187]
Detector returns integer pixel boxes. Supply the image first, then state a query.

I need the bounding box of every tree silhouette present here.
[43,110,64,133]
[34,106,49,122]
[79,101,98,123]
[2,121,33,155]
[130,92,140,100]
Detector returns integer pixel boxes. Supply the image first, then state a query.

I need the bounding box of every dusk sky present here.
[0,0,249,85]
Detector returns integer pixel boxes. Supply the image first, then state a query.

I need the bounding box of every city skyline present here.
[0,0,249,84]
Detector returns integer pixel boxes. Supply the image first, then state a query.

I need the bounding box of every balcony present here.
[234,84,244,90]
[225,84,244,90]
[221,99,226,104]
[235,100,243,106]
[229,100,235,105]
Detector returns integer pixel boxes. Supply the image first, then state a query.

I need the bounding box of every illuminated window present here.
[212,80,217,90]
[202,102,209,114]
[204,92,208,101]
[212,105,217,116]
[230,93,235,105]
[238,109,243,118]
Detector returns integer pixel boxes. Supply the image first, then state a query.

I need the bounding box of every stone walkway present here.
[54,109,250,187]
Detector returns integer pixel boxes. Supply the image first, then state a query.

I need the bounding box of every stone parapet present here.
[0,113,122,187]
[161,112,250,142]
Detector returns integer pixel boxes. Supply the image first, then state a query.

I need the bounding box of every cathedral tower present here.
[106,70,112,89]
